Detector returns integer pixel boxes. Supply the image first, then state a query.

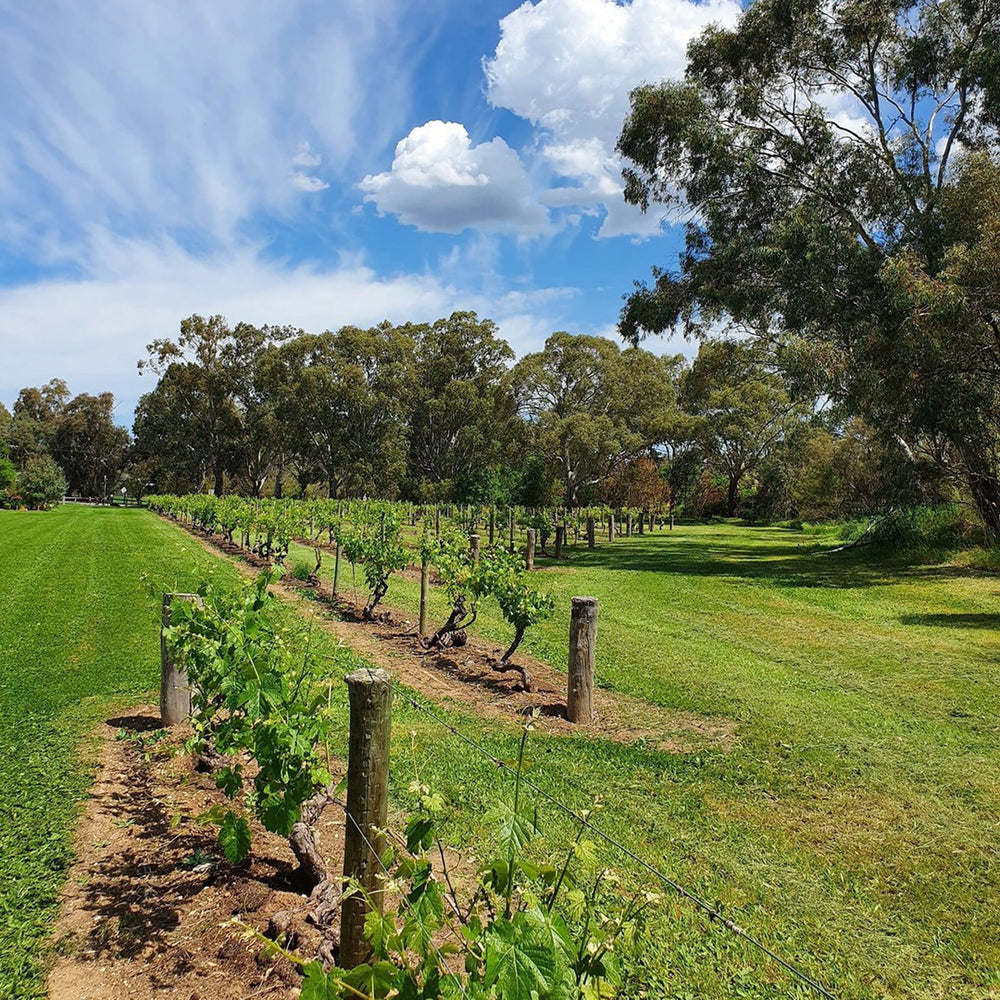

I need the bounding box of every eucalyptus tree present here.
[682,340,807,516]
[274,323,416,498]
[406,311,519,496]
[514,332,681,505]
[50,392,130,496]
[136,315,292,495]
[8,379,69,466]
[617,0,1000,535]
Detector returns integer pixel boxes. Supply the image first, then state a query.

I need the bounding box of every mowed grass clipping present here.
[289,521,1000,999]
[0,506,240,999]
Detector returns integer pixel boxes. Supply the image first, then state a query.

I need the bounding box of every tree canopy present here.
[617,0,1000,535]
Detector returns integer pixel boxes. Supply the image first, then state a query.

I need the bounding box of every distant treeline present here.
[0,311,987,532]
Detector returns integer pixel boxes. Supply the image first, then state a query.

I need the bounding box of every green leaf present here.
[194,803,229,826]
[405,815,435,854]
[215,764,243,798]
[340,960,398,998]
[218,810,251,863]
[301,961,342,1000]
[483,917,562,999]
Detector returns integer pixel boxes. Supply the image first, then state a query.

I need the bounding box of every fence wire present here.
[398,686,839,1000]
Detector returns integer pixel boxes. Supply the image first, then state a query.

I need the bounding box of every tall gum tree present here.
[407,311,519,495]
[136,315,281,496]
[617,0,1000,537]
[514,332,681,505]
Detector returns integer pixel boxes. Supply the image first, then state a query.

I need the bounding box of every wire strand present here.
[402,689,838,1000]
[340,803,471,1000]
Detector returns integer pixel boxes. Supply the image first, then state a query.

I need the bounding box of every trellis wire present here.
[401,689,839,1000]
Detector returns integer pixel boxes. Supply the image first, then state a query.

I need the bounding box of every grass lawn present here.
[286,521,1000,1000]
[4,506,998,999]
[0,506,242,998]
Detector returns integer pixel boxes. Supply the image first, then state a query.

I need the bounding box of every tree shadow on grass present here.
[535,526,988,591]
[900,612,1000,629]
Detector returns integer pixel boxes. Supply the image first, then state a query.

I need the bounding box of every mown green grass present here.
[289,522,1000,1000]
[0,507,244,998]
[6,508,999,999]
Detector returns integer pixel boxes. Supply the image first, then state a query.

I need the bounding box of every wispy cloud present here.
[0,0,414,263]
[0,233,576,418]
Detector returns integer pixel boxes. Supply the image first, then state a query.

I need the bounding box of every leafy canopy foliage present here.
[515,333,682,505]
[617,0,1000,534]
[16,454,67,509]
[165,569,336,860]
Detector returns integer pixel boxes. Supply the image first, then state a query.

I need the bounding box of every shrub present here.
[17,455,67,509]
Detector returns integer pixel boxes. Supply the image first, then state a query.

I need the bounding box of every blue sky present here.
[0,0,741,423]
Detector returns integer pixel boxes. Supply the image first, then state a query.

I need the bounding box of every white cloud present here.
[0,234,574,420]
[360,121,550,234]
[290,173,330,192]
[0,0,414,258]
[483,0,741,236]
[292,142,323,169]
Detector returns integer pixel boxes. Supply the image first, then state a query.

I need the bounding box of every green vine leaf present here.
[218,810,251,864]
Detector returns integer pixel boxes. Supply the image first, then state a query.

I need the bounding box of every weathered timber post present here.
[469,533,481,566]
[332,541,341,597]
[160,593,203,727]
[509,509,516,552]
[567,597,598,724]
[489,506,495,547]
[626,512,633,537]
[586,516,596,549]
[419,554,429,637]
[525,528,536,571]
[554,524,564,560]
[341,669,393,968]
[435,508,440,538]
[608,514,615,542]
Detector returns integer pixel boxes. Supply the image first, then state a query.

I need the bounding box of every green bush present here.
[17,455,67,509]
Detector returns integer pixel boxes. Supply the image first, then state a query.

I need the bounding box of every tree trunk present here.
[213,462,225,497]
[727,474,740,517]
[965,463,1000,543]
[274,456,284,499]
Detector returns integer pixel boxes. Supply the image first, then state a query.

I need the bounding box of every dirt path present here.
[48,709,339,1000]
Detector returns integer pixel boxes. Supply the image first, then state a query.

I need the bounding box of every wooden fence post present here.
[554,524,564,560]
[160,593,202,727]
[419,554,429,637]
[525,528,536,571]
[508,509,516,552]
[332,542,341,598]
[567,597,598,724]
[341,668,393,968]
[586,516,596,549]
[489,506,495,547]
